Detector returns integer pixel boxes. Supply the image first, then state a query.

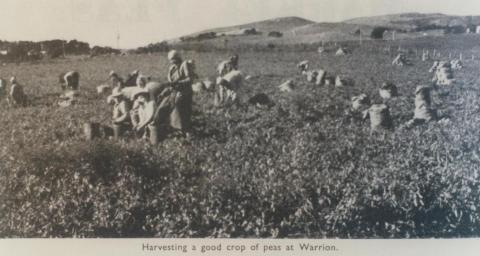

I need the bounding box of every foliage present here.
[371,27,389,39]
[268,31,283,38]
[1,35,480,238]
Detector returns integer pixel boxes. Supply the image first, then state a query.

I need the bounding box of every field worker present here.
[65,71,80,90]
[229,54,239,70]
[111,90,132,127]
[217,54,239,76]
[131,89,157,141]
[109,70,124,88]
[214,69,243,107]
[8,76,27,107]
[125,70,140,87]
[154,50,195,136]
[58,71,79,90]
[136,74,148,88]
[0,78,6,100]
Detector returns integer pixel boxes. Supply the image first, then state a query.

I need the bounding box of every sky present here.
[0,0,479,49]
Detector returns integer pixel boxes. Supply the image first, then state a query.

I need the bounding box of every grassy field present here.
[1,35,480,238]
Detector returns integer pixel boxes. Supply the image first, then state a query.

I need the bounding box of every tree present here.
[371,27,388,39]
[268,31,283,38]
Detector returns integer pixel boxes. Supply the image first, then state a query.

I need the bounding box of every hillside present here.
[344,12,480,31]
[191,16,315,35]
[147,13,480,52]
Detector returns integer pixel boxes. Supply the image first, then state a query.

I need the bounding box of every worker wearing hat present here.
[8,76,27,107]
[109,70,124,88]
[154,50,196,137]
[131,89,156,139]
[111,90,132,125]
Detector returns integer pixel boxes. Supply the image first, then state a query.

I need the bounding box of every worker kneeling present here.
[131,89,159,144]
[214,70,243,107]
[110,90,133,139]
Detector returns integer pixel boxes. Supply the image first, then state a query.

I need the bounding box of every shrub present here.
[268,31,283,38]
[371,27,388,39]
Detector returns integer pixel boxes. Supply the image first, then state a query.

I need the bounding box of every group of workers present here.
[108,49,200,142]
[107,50,241,143]
[1,49,241,143]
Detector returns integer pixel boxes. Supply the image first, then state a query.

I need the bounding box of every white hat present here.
[110,90,123,98]
[10,76,16,83]
[132,89,150,100]
[168,50,180,60]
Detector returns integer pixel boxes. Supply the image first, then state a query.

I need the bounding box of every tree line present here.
[0,39,120,62]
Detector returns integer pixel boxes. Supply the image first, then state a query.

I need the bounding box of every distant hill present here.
[140,13,480,52]
[193,16,315,35]
[344,12,480,31]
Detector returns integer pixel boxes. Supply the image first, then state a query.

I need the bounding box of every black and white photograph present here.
[1,0,480,254]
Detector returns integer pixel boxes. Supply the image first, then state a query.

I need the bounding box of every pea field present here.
[2,34,480,238]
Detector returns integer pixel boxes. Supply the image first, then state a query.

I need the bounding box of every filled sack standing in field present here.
[450,59,463,70]
[413,85,436,122]
[379,82,398,99]
[297,60,309,73]
[83,122,114,140]
[335,47,347,56]
[363,104,393,131]
[315,69,327,86]
[351,94,370,111]
[335,76,344,87]
[335,75,353,88]
[248,93,274,108]
[422,51,429,61]
[305,70,318,83]
[324,76,334,86]
[392,54,408,66]
[278,80,294,92]
[432,62,454,86]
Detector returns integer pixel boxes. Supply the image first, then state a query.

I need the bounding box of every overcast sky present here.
[0,0,479,48]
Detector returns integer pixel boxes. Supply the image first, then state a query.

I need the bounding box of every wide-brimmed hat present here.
[168,50,180,60]
[110,90,123,98]
[132,89,150,100]
[109,70,118,77]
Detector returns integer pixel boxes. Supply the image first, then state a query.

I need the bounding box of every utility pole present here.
[116,30,120,49]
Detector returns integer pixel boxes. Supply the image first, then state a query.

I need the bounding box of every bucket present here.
[368,104,392,131]
[414,86,435,121]
[84,122,100,140]
[148,124,159,145]
[113,124,123,139]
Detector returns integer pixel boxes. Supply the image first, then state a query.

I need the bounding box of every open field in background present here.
[1,35,480,238]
